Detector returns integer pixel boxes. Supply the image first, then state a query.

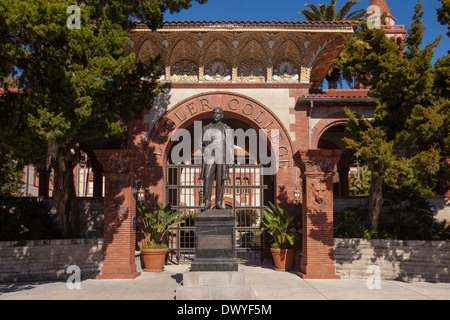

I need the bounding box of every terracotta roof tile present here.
[306,89,371,98]
[298,89,374,102]
[133,20,360,29]
[369,0,392,16]
[161,20,359,26]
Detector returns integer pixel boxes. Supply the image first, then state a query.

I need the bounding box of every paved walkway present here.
[1,264,449,300]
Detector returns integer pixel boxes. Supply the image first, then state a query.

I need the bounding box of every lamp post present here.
[135,179,145,205]
[294,186,301,203]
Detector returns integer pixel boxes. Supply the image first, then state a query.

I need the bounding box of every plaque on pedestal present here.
[191,209,238,272]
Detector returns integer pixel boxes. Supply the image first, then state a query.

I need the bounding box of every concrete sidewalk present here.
[1,264,449,300]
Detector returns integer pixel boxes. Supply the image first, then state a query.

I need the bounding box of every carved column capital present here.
[294,149,343,176]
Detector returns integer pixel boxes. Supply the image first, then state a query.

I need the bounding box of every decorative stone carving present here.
[238,58,266,82]
[170,39,199,67]
[204,59,231,82]
[310,179,327,206]
[294,149,341,175]
[300,66,312,82]
[137,39,160,65]
[205,40,232,66]
[171,59,199,82]
[128,24,353,88]
[273,60,299,82]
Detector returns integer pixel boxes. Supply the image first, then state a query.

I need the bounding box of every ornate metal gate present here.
[166,163,272,264]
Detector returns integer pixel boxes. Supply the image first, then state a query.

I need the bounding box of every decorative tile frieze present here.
[127,22,354,87]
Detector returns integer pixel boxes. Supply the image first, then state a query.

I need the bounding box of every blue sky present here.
[165,0,449,62]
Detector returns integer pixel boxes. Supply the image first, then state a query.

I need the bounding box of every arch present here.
[169,39,200,66]
[143,91,298,205]
[273,40,302,66]
[311,111,350,150]
[303,36,347,88]
[238,39,267,66]
[149,91,294,162]
[204,39,233,66]
[137,39,161,65]
[312,113,365,197]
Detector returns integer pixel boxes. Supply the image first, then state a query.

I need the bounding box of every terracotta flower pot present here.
[141,248,168,272]
[270,248,297,271]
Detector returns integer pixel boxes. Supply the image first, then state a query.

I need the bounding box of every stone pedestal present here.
[176,268,255,300]
[191,209,238,272]
[176,209,255,300]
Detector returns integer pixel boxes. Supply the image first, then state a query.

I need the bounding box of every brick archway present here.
[311,111,349,150]
[138,91,299,206]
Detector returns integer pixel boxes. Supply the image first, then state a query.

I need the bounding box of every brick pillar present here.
[294,149,343,279]
[94,150,143,280]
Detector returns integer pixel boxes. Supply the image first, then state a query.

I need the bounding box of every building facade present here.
[92,17,375,279]
[89,0,414,280]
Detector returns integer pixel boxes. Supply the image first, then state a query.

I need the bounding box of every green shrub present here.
[381,196,450,240]
[334,197,450,240]
[236,209,259,227]
[261,202,301,249]
[0,197,61,240]
[349,165,372,196]
[333,207,383,239]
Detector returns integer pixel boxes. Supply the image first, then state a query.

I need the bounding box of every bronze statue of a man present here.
[200,107,234,211]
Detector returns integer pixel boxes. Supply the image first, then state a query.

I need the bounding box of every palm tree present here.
[299,0,366,89]
[299,0,366,22]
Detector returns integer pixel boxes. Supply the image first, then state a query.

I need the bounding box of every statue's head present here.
[212,107,224,123]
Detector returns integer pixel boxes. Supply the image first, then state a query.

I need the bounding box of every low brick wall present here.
[2,238,449,283]
[0,239,103,282]
[334,238,450,282]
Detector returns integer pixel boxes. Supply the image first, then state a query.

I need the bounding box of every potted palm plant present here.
[261,202,301,271]
[137,193,185,272]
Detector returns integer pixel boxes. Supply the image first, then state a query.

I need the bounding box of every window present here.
[242,177,249,194]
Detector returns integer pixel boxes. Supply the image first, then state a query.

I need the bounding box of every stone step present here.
[176,269,255,300]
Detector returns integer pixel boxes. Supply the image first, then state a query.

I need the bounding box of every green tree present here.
[349,165,371,196]
[0,150,24,197]
[437,0,450,37]
[0,0,207,238]
[337,0,449,230]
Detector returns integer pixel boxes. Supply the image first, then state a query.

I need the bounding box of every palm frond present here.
[344,9,367,21]
[300,0,366,22]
